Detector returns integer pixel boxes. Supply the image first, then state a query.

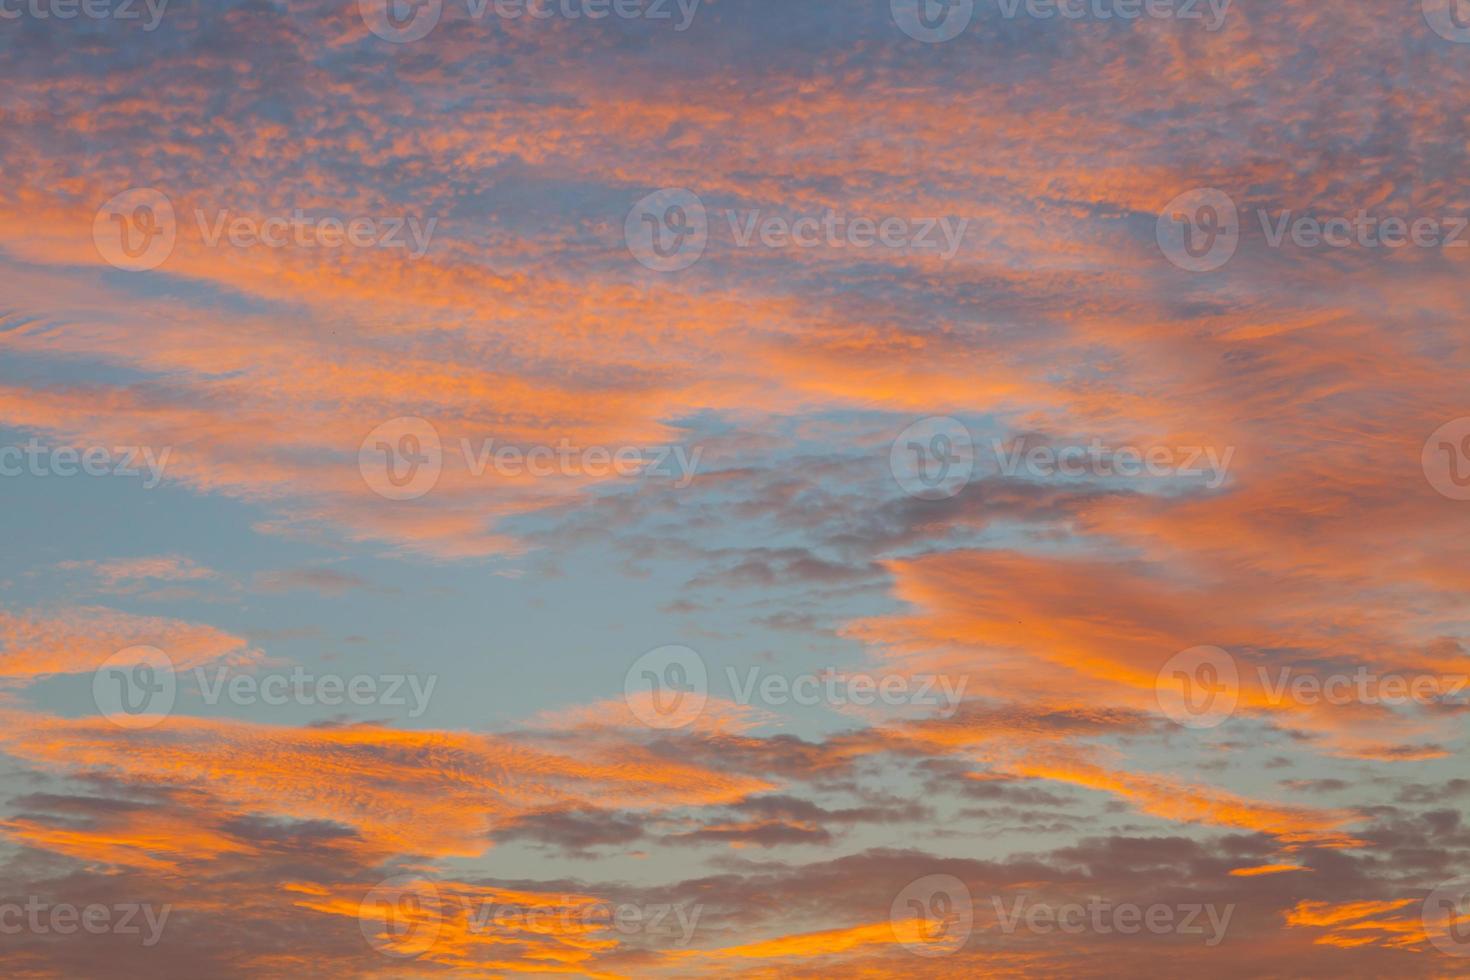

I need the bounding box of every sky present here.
[3,0,1470,976]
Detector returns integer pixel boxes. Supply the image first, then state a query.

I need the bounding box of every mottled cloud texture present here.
[2,0,1470,976]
